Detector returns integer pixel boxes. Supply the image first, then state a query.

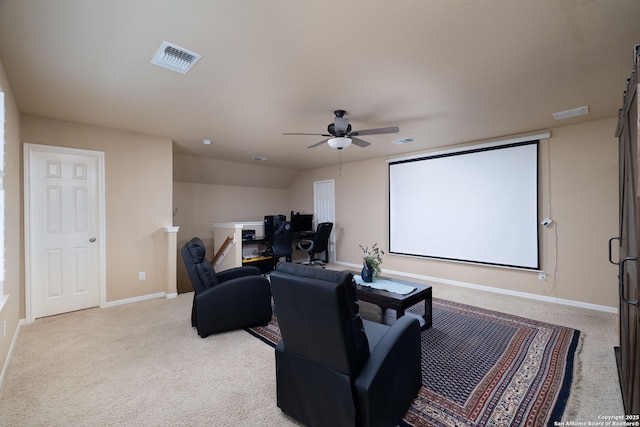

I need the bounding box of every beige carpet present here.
[0,294,300,426]
[0,269,624,426]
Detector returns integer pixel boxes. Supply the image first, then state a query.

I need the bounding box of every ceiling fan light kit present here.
[327,137,352,149]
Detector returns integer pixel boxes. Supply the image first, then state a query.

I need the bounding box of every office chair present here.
[271,221,293,269]
[297,222,333,266]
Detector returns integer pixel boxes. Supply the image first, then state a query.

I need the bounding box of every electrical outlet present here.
[538,271,546,280]
[138,271,146,280]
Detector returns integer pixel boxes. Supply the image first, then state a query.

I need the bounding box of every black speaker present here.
[264,214,286,238]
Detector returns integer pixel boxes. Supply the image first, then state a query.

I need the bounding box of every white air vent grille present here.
[392,137,418,145]
[552,105,589,120]
[151,41,201,74]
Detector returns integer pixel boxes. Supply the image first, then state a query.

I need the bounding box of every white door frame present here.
[313,179,336,263]
[24,143,106,323]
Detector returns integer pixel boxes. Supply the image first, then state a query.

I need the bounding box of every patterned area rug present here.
[246,298,580,426]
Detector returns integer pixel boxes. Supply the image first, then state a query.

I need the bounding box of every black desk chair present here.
[298,222,333,266]
[271,221,293,269]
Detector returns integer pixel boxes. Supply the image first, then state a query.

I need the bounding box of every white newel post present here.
[164,226,180,299]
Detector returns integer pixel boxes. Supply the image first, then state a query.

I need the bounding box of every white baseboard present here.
[336,261,617,314]
[0,318,26,391]
[102,292,167,308]
[165,292,178,300]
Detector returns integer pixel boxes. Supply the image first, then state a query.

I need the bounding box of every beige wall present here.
[173,180,288,292]
[288,119,619,308]
[174,152,300,189]
[0,58,23,379]
[20,115,174,303]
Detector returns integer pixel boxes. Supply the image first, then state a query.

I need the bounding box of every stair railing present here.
[211,234,235,269]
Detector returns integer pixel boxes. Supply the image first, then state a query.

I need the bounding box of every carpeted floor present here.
[247,297,581,426]
[0,270,624,426]
[0,294,300,427]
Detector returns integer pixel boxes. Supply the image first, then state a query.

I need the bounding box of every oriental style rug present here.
[246,298,580,427]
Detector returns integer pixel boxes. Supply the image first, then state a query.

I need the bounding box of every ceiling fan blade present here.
[307,139,329,148]
[351,137,371,147]
[350,126,399,136]
[284,132,331,136]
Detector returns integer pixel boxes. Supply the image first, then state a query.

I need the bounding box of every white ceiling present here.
[1,0,639,171]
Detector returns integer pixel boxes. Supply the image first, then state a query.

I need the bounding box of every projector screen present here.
[388,141,539,270]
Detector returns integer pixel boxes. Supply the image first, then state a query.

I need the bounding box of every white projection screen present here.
[388,141,539,270]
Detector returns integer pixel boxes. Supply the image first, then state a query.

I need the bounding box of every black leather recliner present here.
[181,237,272,338]
[269,263,422,427]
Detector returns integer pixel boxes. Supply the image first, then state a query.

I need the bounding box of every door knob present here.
[89,238,96,242]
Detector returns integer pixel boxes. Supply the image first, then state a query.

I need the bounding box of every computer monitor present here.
[291,214,313,233]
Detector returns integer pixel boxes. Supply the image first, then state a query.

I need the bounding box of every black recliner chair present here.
[181,237,272,338]
[297,221,333,266]
[269,263,422,427]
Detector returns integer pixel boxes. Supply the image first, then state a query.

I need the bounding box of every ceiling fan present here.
[283,110,400,149]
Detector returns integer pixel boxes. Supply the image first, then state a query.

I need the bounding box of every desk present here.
[242,255,273,273]
[242,236,273,273]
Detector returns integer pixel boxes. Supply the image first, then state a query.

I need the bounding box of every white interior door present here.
[313,179,335,262]
[25,144,105,320]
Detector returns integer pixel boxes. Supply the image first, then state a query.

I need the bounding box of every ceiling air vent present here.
[552,105,589,120]
[151,41,201,74]
[392,137,418,145]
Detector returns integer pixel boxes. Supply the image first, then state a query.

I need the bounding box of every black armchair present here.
[269,263,422,427]
[181,237,272,338]
[297,221,333,266]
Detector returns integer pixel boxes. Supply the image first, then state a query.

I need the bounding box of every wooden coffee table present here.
[356,277,432,330]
